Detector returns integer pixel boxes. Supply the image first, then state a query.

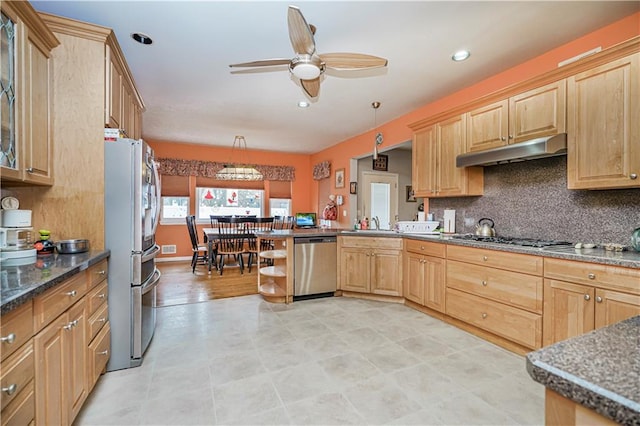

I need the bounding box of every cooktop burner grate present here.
[452,234,573,248]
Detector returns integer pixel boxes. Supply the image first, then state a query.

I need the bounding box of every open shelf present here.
[259,280,287,303]
[259,265,286,278]
[259,249,287,259]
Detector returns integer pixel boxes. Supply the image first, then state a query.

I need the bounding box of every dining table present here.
[202,227,254,272]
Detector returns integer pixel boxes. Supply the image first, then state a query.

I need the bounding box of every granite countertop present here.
[0,250,110,315]
[526,316,640,425]
[338,230,640,269]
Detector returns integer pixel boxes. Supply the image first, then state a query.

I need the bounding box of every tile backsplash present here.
[429,156,640,246]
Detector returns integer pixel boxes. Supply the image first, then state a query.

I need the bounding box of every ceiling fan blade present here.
[320,53,388,70]
[229,59,291,68]
[288,6,315,55]
[301,78,320,98]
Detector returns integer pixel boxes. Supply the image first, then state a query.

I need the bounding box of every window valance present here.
[313,161,330,180]
[157,158,295,181]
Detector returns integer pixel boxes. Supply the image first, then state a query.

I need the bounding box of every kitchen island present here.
[526,315,640,425]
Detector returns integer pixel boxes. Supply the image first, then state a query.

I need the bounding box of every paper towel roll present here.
[443,209,456,233]
[417,212,426,221]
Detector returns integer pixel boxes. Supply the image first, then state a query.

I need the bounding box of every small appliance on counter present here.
[395,221,440,234]
[0,197,36,263]
[443,209,456,233]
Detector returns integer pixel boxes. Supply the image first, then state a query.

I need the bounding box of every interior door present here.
[361,172,398,230]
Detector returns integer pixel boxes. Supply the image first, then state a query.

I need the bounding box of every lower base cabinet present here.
[338,237,403,297]
[404,239,446,312]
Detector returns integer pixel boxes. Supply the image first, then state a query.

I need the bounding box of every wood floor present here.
[156,260,258,307]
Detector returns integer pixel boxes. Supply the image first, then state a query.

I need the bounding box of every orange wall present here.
[310,12,640,227]
[147,138,313,258]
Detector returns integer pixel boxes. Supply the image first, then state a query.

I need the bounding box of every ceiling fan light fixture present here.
[452,50,471,62]
[291,62,321,80]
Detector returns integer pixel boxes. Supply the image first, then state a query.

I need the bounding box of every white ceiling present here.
[31,1,639,154]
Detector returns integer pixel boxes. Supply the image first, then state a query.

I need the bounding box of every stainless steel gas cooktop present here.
[452,234,573,248]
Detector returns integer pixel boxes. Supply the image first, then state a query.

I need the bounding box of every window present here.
[161,196,189,223]
[196,187,263,220]
[269,198,291,217]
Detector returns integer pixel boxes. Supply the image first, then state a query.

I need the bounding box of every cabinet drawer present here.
[340,236,402,250]
[88,323,110,391]
[88,303,109,343]
[446,288,542,349]
[33,272,87,332]
[447,260,543,313]
[447,245,543,275]
[1,303,33,362]
[544,258,640,295]
[405,239,446,258]
[0,342,34,411]
[87,281,108,316]
[0,379,34,426]
[88,259,108,289]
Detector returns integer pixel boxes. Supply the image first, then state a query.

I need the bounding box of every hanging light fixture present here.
[215,136,263,181]
[372,101,383,160]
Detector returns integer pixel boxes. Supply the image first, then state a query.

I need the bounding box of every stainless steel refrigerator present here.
[104,138,161,371]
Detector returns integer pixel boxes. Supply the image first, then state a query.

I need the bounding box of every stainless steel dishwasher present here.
[294,236,337,299]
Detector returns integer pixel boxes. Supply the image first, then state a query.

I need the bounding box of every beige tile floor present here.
[75,295,544,425]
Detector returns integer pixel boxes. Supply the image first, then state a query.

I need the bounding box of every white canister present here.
[417,212,426,221]
[0,209,32,227]
[443,209,456,233]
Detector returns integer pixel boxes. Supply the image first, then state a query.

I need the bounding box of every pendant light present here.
[215,136,263,181]
[372,101,383,160]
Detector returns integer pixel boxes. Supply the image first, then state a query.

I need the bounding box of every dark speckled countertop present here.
[0,250,110,315]
[338,230,640,269]
[526,316,640,425]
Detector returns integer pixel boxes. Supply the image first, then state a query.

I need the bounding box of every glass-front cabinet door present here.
[0,10,17,175]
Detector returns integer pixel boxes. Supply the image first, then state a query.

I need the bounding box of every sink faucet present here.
[372,216,380,230]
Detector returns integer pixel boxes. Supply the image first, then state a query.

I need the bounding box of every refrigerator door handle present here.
[142,244,160,263]
[142,268,162,294]
[151,160,161,237]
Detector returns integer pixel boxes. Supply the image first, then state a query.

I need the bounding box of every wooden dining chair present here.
[216,217,249,275]
[186,215,209,273]
[244,217,275,272]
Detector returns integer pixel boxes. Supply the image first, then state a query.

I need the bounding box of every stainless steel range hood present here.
[456,133,567,167]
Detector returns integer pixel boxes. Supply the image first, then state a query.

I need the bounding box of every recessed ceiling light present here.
[132,32,153,45]
[298,101,310,108]
[452,50,470,62]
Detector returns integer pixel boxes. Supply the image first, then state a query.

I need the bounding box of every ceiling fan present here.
[229,5,388,98]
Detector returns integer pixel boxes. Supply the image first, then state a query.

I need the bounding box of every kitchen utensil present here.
[631,227,640,252]
[56,239,90,254]
[475,218,496,237]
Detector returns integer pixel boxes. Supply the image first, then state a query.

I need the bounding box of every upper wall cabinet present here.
[466,80,567,153]
[567,53,639,190]
[412,115,483,198]
[0,1,59,186]
[39,13,145,143]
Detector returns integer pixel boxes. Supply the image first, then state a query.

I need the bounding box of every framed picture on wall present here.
[406,185,416,202]
[373,154,388,171]
[335,168,345,188]
[349,182,357,194]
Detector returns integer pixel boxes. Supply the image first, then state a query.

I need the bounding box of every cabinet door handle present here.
[500,136,506,141]
[97,270,106,275]
[2,384,17,395]
[98,293,106,299]
[97,350,109,356]
[1,333,16,344]
[630,173,638,180]
[482,256,488,261]
[63,323,74,330]
[66,290,77,297]
[98,317,107,323]
[508,135,513,139]
[587,273,595,280]
[26,168,34,173]
[481,313,488,319]
[420,246,425,250]
[584,294,591,301]
[481,280,487,286]
[596,296,603,303]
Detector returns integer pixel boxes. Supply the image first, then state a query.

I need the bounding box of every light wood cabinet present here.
[0,1,59,186]
[446,245,543,349]
[466,80,566,152]
[567,53,639,189]
[403,239,446,312]
[338,236,403,297]
[105,45,142,139]
[411,115,483,198]
[543,257,640,346]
